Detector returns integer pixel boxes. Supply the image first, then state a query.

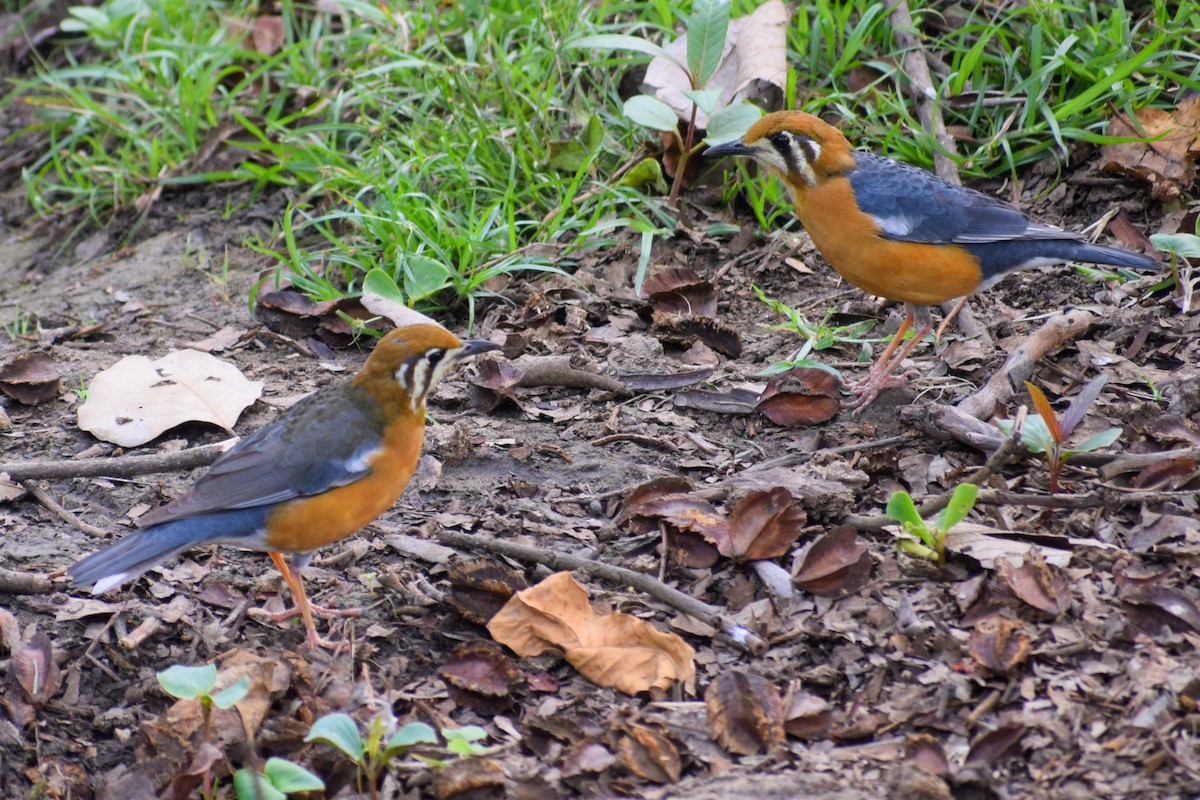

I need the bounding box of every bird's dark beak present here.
[458,339,502,358]
[704,139,757,158]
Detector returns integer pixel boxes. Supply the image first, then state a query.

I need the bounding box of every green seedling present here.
[305,711,436,800]
[414,726,496,768]
[157,663,250,742]
[754,285,879,376]
[574,0,760,206]
[996,377,1121,494]
[233,757,324,800]
[886,483,979,565]
[1149,231,1200,311]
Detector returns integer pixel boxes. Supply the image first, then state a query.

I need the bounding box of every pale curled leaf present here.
[487,572,695,695]
[78,350,262,447]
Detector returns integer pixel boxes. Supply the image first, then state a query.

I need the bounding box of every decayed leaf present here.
[652,312,743,357]
[10,631,60,707]
[1100,97,1200,202]
[487,572,695,695]
[794,526,871,596]
[719,488,805,561]
[968,618,1031,675]
[0,351,61,405]
[783,690,832,741]
[644,268,718,317]
[431,757,506,800]
[468,359,525,412]
[705,671,784,755]
[964,724,1026,768]
[440,641,521,714]
[614,722,682,784]
[643,1,789,129]
[445,559,527,625]
[636,494,728,568]
[997,551,1069,615]
[1123,585,1200,635]
[755,367,841,427]
[78,350,262,447]
[906,734,950,778]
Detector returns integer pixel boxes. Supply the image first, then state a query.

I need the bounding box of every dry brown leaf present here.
[755,367,841,427]
[964,724,1026,768]
[1123,585,1200,635]
[644,268,718,317]
[0,351,61,405]
[445,559,527,625]
[704,671,784,755]
[783,690,832,741]
[614,722,682,784]
[440,641,520,714]
[720,487,805,561]
[643,1,789,129]
[78,349,262,447]
[906,733,950,778]
[997,551,1069,615]
[968,618,1031,675]
[431,757,506,800]
[1101,98,1200,202]
[794,526,871,596]
[487,572,695,695]
[468,358,525,412]
[10,631,60,708]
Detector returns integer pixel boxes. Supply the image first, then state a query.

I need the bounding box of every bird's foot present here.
[842,369,917,414]
[256,603,363,623]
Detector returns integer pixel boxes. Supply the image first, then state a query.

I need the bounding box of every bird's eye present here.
[426,350,444,368]
[769,132,790,148]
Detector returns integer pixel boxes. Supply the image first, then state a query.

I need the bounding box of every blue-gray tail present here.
[968,239,1160,281]
[68,507,271,594]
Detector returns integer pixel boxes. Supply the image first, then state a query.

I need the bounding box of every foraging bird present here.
[69,325,499,649]
[705,111,1159,410]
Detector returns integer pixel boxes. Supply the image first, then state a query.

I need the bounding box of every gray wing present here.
[138,383,386,526]
[848,151,1076,245]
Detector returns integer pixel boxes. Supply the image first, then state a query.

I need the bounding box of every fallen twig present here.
[430,527,767,656]
[1,441,230,481]
[22,480,111,538]
[512,354,630,396]
[957,309,1095,420]
[0,566,53,595]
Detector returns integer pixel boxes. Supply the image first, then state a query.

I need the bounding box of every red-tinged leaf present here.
[636,496,729,541]
[722,488,806,561]
[1025,382,1063,444]
[756,367,841,427]
[964,724,1026,768]
[440,641,521,698]
[793,526,871,596]
[664,526,721,568]
[705,672,785,755]
[617,478,695,526]
[1059,375,1107,438]
[170,742,224,800]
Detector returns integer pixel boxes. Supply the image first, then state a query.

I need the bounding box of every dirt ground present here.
[2,143,1200,800]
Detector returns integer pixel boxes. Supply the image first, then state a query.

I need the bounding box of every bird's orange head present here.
[704,111,855,192]
[353,323,499,415]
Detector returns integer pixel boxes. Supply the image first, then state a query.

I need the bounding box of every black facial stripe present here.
[795,135,817,167]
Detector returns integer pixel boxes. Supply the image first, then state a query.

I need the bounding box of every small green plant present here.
[1149,230,1200,311]
[414,725,495,768]
[232,757,324,800]
[156,663,250,742]
[886,483,979,565]
[996,377,1121,495]
[754,286,879,376]
[304,711,437,800]
[574,0,761,206]
[3,309,32,340]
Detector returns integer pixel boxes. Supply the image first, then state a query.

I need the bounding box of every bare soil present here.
[2,151,1199,800]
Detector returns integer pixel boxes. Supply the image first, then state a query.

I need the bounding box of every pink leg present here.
[843,304,933,413]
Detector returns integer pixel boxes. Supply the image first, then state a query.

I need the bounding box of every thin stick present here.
[430,528,767,656]
[21,480,111,538]
[1,442,230,481]
[0,566,53,595]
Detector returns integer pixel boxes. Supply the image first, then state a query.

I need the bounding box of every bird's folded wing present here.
[849,152,1073,245]
[138,385,386,526]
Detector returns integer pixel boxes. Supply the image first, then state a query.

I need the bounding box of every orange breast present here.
[794,178,982,306]
[263,415,425,553]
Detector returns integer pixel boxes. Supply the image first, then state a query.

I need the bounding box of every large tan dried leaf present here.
[487,572,695,695]
[705,671,784,755]
[1101,98,1200,202]
[614,722,682,784]
[968,618,1031,676]
[78,350,262,447]
[997,551,1069,615]
[643,1,789,128]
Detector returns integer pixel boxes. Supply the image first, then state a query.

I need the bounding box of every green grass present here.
[4,0,1193,315]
